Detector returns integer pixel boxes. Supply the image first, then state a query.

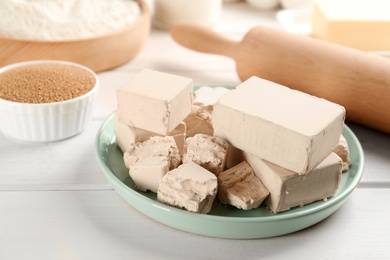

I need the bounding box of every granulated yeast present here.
[0,63,96,104]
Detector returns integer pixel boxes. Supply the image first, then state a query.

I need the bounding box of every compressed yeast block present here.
[183,134,229,176]
[116,68,193,135]
[114,111,186,155]
[244,151,342,213]
[157,162,218,214]
[218,161,269,210]
[212,76,345,174]
[123,136,181,193]
[312,0,390,51]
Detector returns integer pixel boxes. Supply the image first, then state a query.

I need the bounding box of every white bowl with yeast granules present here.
[0,60,99,142]
[0,0,150,72]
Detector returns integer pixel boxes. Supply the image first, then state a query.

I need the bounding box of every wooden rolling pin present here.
[171,24,390,134]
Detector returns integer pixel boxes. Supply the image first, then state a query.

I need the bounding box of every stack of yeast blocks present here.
[116,69,192,192]
[115,69,220,213]
[115,68,192,153]
[213,77,346,213]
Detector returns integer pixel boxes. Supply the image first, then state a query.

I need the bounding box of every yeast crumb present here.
[0,63,96,104]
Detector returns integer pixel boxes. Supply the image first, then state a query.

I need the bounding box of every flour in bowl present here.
[0,0,141,40]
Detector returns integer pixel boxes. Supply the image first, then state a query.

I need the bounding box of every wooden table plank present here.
[0,189,388,260]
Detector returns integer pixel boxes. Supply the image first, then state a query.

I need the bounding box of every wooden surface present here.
[1,2,390,259]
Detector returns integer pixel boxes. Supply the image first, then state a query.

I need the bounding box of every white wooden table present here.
[1,2,390,259]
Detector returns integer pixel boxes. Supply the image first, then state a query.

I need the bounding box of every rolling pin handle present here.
[170,24,238,59]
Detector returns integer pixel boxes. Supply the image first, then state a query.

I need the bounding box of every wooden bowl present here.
[0,0,150,72]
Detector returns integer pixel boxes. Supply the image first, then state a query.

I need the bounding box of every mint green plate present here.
[95,100,364,239]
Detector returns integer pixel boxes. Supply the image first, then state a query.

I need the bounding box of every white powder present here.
[0,0,141,40]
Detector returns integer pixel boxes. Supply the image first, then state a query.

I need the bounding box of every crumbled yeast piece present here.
[157,162,218,214]
[114,111,186,155]
[123,136,181,192]
[183,102,214,137]
[218,161,269,210]
[129,156,171,193]
[333,134,351,172]
[184,86,231,138]
[183,134,229,176]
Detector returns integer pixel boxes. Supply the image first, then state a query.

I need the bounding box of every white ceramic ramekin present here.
[0,60,99,142]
